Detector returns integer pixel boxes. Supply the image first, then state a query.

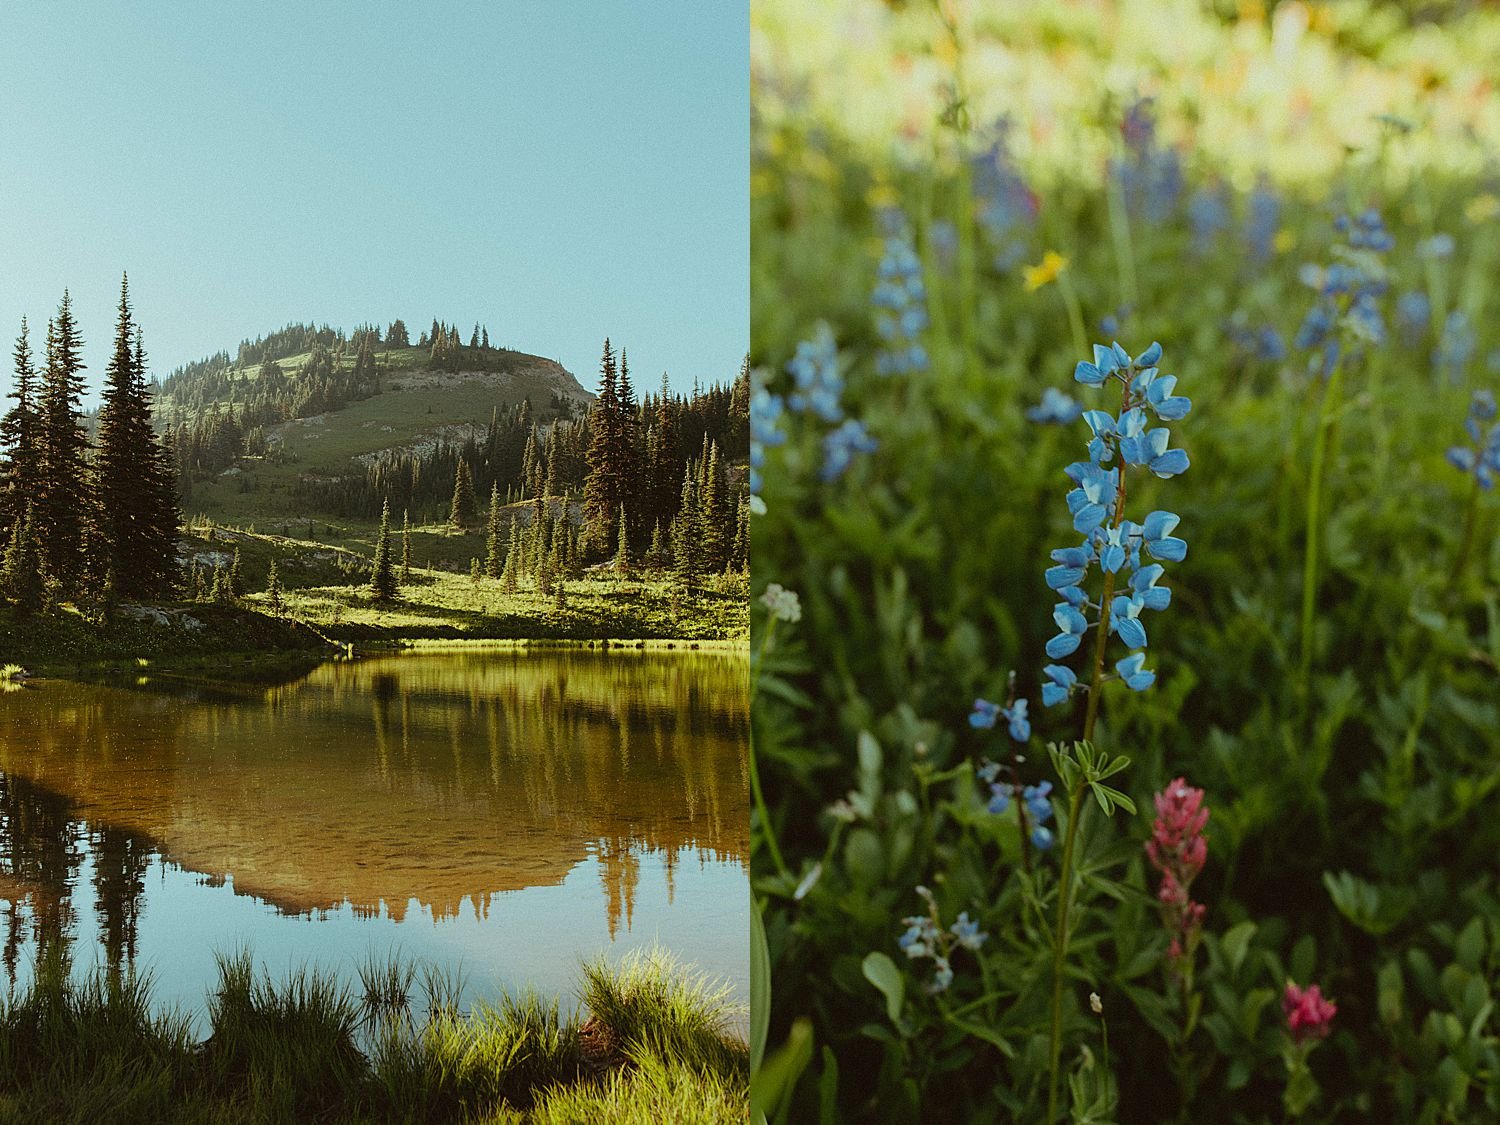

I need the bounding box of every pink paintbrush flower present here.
[1284,982,1337,1043]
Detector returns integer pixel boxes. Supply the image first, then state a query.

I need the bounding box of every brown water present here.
[0,648,748,1017]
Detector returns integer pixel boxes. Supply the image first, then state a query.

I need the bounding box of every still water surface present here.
[0,648,748,1023]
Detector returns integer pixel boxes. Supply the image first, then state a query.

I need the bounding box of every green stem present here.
[1057,271,1089,364]
[1045,781,1087,1124]
[750,618,791,882]
[749,735,790,882]
[1105,160,1138,313]
[1297,357,1344,708]
[1444,472,1482,602]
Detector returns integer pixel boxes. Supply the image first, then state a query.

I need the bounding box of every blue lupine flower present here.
[1041,664,1077,707]
[929,218,958,270]
[1225,315,1285,365]
[1042,342,1188,706]
[821,419,878,482]
[1046,602,1089,658]
[951,912,989,951]
[976,760,1002,784]
[1023,781,1054,823]
[1433,310,1476,384]
[929,958,954,994]
[872,209,929,376]
[1448,390,1500,490]
[1004,699,1030,742]
[1110,595,1148,649]
[749,381,787,497]
[1116,653,1156,691]
[1031,825,1055,851]
[785,322,844,422]
[1296,211,1391,377]
[969,698,1000,729]
[1027,387,1084,425]
[971,119,1039,270]
[1396,290,1431,349]
[1099,305,1132,338]
[1113,97,1181,224]
[987,784,1011,815]
[1417,232,1455,259]
[1189,182,1230,255]
[1245,175,1280,264]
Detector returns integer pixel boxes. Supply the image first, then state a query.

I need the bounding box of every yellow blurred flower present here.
[1274,229,1296,254]
[1466,193,1500,224]
[1023,251,1068,292]
[867,183,899,211]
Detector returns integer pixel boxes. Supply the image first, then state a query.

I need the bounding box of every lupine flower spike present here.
[1042,341,1189,713]
[896,885,988,995]
[1448,390,1500,489]
[872,209,929,377]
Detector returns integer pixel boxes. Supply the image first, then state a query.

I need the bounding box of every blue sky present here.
[0,4,747,400]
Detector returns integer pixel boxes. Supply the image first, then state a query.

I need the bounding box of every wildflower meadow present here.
[749,2,1500,1121]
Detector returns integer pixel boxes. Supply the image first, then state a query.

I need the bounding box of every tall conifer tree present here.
[370,500,397,600]
[449,458,478,530]
[35,293,89,592]
[0,319,40,530]
[93,275,180,599]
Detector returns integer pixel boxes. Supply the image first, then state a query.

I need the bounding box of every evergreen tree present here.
[448,458,478,530]
[386,319,410,349]
[228,548,244,598]
[93,276,180,600]
[481,327,490,349]
[553,574,566,612]
[401,510,412,585]
[501,521,519,594]
[672,474,701,586]
[648,518,665,570]
[0,318,39,529]
[485,484,503,577]
[581,338,626,556]
[266,559,285,616]
[35,293,89,593]
[1,504,43,615]
[370,500,397,600]
[615,502,631,575]
[702,440,728,572]
[731,495,749,572]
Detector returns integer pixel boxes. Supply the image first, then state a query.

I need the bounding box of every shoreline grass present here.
[0,946,746,1123]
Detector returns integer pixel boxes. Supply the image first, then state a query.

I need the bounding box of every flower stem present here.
[1083,377,1133,743]
[1297,358,1344,710]
[1444,472,1482,602]
[1057,272,1090,365]
[1045,780,1087,1124]
[1105,158,1139,312]
[750,619,792,882]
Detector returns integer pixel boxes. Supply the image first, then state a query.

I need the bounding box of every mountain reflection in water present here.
[0,649,748,1007]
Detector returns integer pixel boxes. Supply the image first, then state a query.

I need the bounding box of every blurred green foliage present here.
[750,2,1500,1121]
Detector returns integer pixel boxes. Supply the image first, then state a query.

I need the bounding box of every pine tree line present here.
[0,278,181,612]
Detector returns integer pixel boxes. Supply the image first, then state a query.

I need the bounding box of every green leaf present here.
[751,904,772,1074]
[862,951,905,1026]
[1455,917,1485,973]
[1093,784,1136,815]
[818,1045,840,1125]
[750,1018,814,1125]
[1221,921,1257,976]
[941,1010,1016,1058]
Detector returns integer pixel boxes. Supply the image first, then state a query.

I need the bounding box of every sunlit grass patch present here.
[0,944,745,1122]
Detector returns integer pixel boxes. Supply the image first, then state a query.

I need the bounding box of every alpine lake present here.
[0,645,749,1029]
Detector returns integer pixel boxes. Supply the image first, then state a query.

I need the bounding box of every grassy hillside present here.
[163,343,591,523]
